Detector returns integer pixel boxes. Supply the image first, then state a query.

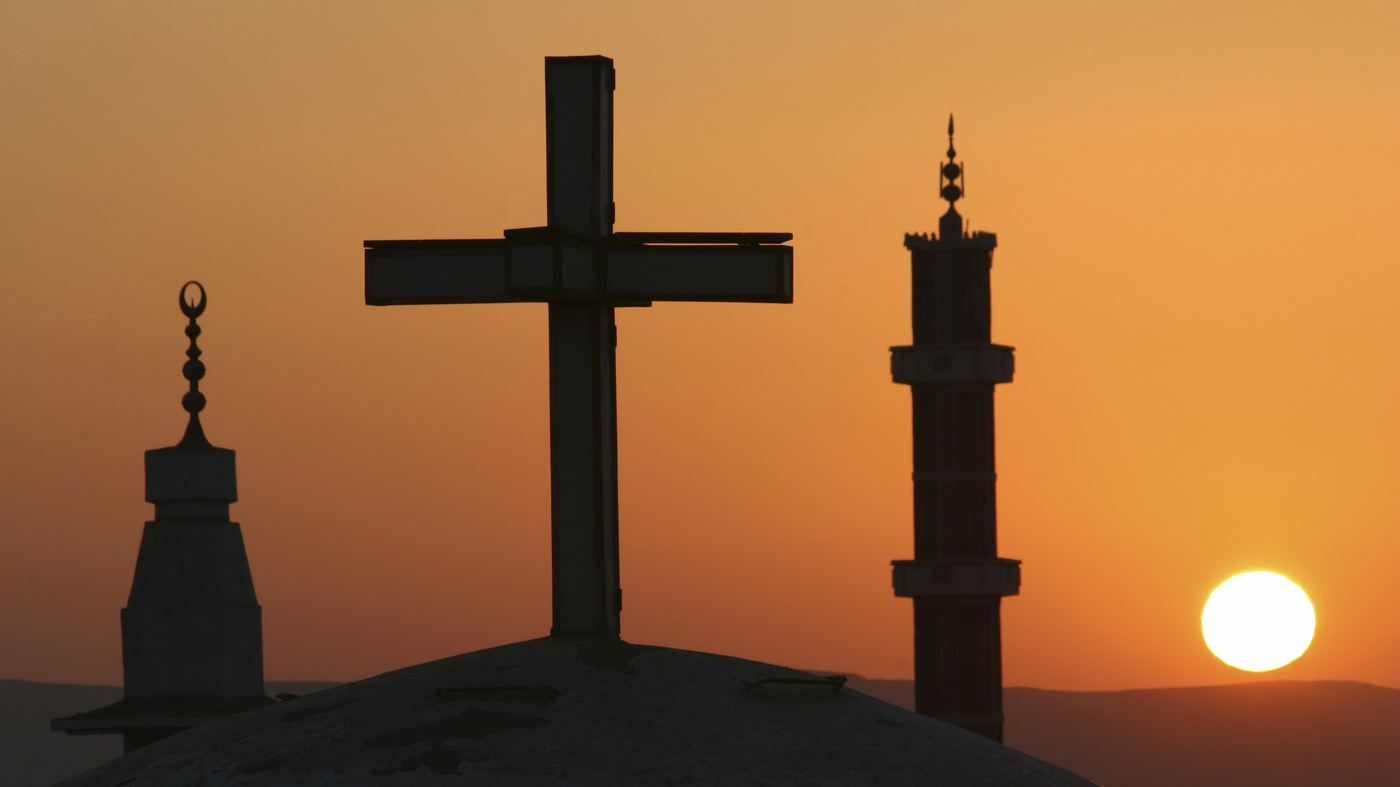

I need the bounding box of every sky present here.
[2,0,1398,692]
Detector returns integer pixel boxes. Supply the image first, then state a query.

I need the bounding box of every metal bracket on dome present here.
[436,686,560,703]
[932,713,1005,726]
[743,675,847,692]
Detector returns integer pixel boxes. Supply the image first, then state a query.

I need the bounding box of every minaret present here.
[53,282,271,753]
[890,117,1021,743]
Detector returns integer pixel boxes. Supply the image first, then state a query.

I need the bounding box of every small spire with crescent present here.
[939,113,965,240]
[177,281,212,448]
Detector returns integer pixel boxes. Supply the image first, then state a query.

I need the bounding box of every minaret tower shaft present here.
[890,116,1020,742]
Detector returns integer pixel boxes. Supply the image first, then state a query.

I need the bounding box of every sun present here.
[1201,571,1315,672]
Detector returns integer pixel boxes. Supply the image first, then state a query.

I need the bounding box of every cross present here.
[364,56,792,637]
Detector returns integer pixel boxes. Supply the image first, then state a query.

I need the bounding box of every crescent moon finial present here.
[180,281,207,319]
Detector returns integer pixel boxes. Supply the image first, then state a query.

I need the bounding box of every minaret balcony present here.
[890,344,1014,385]
[892,558,1022,597]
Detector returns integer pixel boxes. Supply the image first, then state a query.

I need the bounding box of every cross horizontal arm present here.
[611,232,792,245]
[366,233,792,305]
[365,242,509,305]
[605,245,791,302]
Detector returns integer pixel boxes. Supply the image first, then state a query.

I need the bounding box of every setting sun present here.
[1202,572,1315,672]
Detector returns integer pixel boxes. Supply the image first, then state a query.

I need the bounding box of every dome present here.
[61,637,1094,786]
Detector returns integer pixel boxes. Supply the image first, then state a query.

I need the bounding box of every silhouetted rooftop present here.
[58,637,1096,786]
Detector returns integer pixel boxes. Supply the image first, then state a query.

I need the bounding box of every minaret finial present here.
[938,114,965,239]
[940,115,963,206]
[177,281,211,448]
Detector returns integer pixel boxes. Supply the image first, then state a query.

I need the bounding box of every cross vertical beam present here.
[546,56,613,236]
[545,57,620,635]
[547,300,620,634]
[362,56,792,642]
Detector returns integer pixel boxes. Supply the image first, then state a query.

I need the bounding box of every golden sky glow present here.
[1,0,1398,691]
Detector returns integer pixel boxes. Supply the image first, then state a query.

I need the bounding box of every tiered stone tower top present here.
[52,283,271,753]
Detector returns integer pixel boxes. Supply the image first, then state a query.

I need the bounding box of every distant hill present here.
[0,679,340,787]
[8,676,1400,786]
[839,675,1400,787]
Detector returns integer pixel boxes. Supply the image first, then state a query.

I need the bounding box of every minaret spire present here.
[177,281,211,448]
[894,121,1019,742]
[52,280,269,753]
[938,114,965,240]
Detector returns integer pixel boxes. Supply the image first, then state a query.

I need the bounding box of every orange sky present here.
[2,0,1398,692]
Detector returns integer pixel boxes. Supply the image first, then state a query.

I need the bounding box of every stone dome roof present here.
[60,637,1096,786]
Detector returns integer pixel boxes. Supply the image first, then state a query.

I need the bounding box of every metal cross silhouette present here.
[365,56,792,637]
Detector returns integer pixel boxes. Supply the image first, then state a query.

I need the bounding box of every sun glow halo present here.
[1201,571,1315,672]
